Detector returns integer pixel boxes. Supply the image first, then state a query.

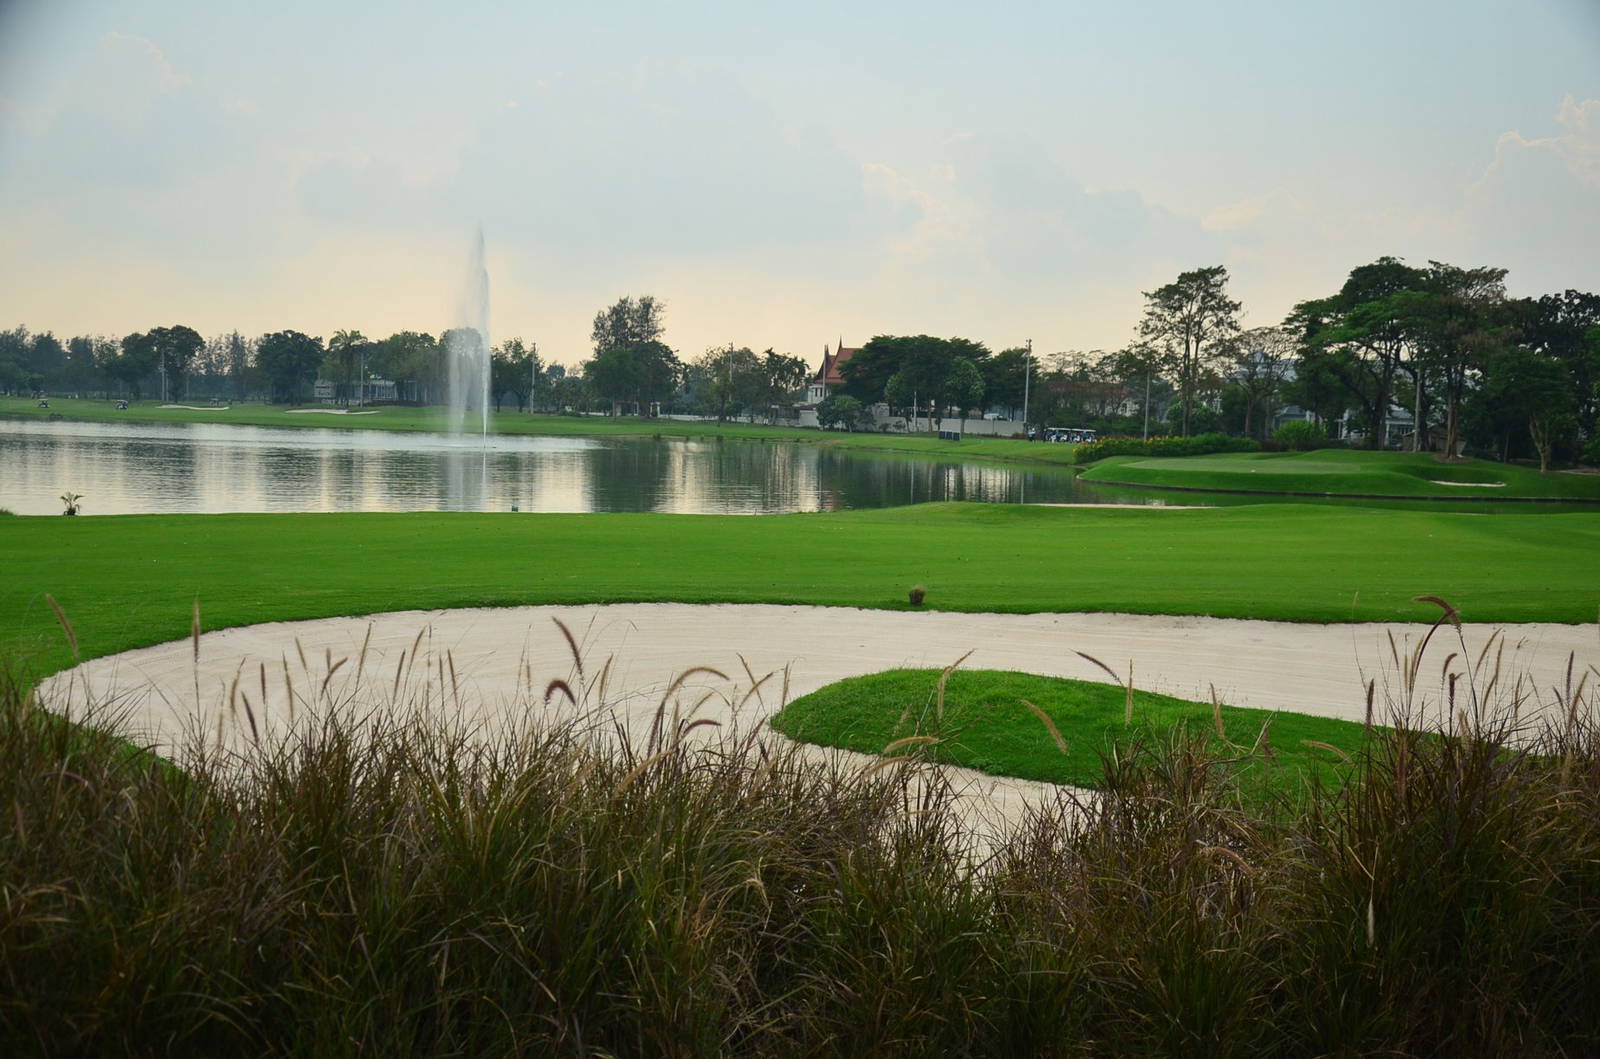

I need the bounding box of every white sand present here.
[1430,480,1506,488]
[40,605,1596,831]
[159,404,231,411]
[284,408,381,415]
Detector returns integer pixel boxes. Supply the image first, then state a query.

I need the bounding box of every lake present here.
[0,418,1139,516]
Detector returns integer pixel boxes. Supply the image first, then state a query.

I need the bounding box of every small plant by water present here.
[59,491,82,516]
[908,584,926,606]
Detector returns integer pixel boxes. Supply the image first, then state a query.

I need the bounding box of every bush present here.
[1583,435,1600,467]
[1273,419,1326,451]
[1073,433,1261,464]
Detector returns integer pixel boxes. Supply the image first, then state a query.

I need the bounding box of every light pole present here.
[1021,338,1031,438]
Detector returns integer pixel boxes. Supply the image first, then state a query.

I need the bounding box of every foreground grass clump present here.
[771,667,1368,793]
[5,662,1600,1055]
[1081,448,1600,500]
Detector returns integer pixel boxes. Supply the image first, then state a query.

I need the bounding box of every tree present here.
[1290,258,1427,448]
[107,331,160,399]
[761,350,810,420]
[491,337,540,412]
[1138,266,1241,436]
[1472,343,1575,471]
[27,331,65,391]
[817,394,868,431]
[838,335,991,417]
[369,331,442,403]
[691,344,765,421]
[146,325,203,400]
[1231,326,1297,438]
[1413,262,1508,457]
[0,327,30,394]
[591,295,665,355]
[943,358,985,433]
[981,347,1031,417]
[328,329,369,406]
[255,331,325,403]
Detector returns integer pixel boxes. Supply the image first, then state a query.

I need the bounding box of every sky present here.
[0,0,1596,370]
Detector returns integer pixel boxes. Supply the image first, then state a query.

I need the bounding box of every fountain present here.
[445,226,492,443]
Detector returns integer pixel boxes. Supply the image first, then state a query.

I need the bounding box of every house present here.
[803,340,861,405]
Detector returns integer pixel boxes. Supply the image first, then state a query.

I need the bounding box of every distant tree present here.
[981,347,1031,416]
[107,331,160,399]
[0,327,30,394]
[1471,343,1575,472]
[1231,326,1298,438]
[369,331,442,403]
[943,357,985,432]
[328,329,368,406]
[491,337,540,411]
[143,325,203,400]
[255,330,324,403]
[839,335,990,428]
[1412,262,1508,457]
[1521,290,1600,445]
[591,295,665,355]
[1290,257,1427,448]
[27,332,66,391]
[224,331,251,400]
[817,394,867,432]
[690,345,763,421]
[1138,266,1241,436]
[1111,342,1169,440]
[63,336,104,393]
[761,350,810,420]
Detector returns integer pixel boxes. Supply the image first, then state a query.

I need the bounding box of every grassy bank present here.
[1081,449,1600,500]
[772,668,1369,793]
[1,395,1076,467]
[4,504,1597,680]
[5,665,1599,1055]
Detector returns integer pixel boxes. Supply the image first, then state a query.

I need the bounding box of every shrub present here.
[1583,435,1600,467]
[1273,419,1326,451]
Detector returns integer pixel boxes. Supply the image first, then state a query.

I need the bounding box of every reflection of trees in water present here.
[812,448,1083,508]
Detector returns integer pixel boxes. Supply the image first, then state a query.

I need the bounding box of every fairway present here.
[1080,449,1600,500]
[4,503,1597,683]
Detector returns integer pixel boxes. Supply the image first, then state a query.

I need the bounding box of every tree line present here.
[5,258,1596,464]
[821,260,1598,467]
[0,294,812,423]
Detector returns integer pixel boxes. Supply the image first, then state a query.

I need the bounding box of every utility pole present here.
[1021,339,1032,438]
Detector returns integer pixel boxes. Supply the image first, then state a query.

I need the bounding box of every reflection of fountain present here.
[446,226,492,444]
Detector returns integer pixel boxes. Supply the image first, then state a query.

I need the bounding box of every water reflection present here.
[15,417,1487,517]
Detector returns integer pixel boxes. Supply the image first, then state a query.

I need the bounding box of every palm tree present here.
[329,330,368,407]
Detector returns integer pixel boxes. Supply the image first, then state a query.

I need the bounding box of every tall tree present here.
[1231,326,1298,438]
[328,329,369,406]
[107,331,160,399]
[1290,257,1426,448]
[943,357,986,433]
[255,331,324,403]
[145,325,204,400]
[1138,266,1241,436]
[1411,262,1507,458]
[591,295,665,355]
[491,337,540,412]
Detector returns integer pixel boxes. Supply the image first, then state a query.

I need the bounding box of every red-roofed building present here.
[804,339,861,405]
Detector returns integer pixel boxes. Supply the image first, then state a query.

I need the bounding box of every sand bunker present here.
[159,404,231,411]
[284,408,381,415]
[43,602,1593,767]
[39,604,1596,834]
[1430,480,1506,488]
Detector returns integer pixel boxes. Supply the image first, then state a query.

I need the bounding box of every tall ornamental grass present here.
[2,628,1597,1055]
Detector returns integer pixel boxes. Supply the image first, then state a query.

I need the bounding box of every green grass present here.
[771,667,1369,793]
[2,395,1078,466]
[4,503,1597,683]
[1081,449,1600,500]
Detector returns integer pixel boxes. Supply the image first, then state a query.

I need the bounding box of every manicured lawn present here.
[770,667,1369,791]
[1081,449,1600,500]
[1,396,1077,467]
[3,503,1596,681]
